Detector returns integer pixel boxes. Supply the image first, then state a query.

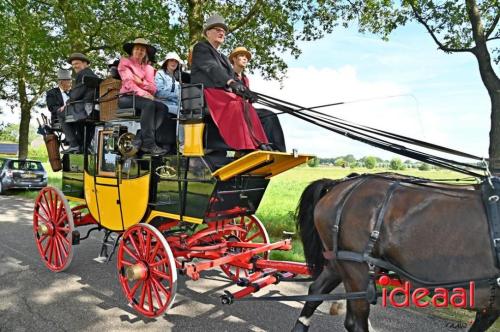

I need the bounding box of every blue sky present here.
[251,22,497,160]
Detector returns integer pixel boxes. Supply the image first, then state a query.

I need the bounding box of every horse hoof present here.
[291,321,309,332]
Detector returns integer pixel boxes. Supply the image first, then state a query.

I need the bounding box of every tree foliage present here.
[364,156,377,169]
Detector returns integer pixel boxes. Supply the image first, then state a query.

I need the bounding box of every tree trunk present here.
[57,0,84,52]
[17,77,30,160]
[465,0,500,172]
[187,0,204,47]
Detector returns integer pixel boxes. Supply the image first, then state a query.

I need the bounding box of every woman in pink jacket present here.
[118,38,167,155]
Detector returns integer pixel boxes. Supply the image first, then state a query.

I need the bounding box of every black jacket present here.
[46,87,66,117]
[191,40,234,88]
[66,67,99,121]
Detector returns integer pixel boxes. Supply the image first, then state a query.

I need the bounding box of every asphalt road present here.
[0,195,482,332]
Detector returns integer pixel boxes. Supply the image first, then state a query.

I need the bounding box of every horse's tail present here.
[295,178,339,278]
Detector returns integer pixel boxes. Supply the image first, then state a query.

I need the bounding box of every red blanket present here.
[204,88,268,150]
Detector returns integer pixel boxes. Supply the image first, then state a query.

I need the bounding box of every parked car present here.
[0,158,48,194]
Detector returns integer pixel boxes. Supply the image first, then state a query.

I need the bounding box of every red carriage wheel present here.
[220,215,270,281]
[117,224,177,317]
[33,186,74,272]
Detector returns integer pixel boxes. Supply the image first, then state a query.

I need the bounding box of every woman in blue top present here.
[155,52,182,115]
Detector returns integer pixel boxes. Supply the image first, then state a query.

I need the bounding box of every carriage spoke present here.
[43,237,52,258]
[56,235,69,257]
[151,277,170,297]
[151,280,164,308]
[246,231,261,242]
[150,258,169,268]
[54,236,63,267]
[148,242,161,264]
[128,233,142,260]
[145,232,152,259]
[137,230,146,258]
[138,281,147,308]
[123,243,140,262]
[151,268,170,280]
[128,280,143,300]
[119,258,134,266]
[146,281,154,314]
[34,210,50,224]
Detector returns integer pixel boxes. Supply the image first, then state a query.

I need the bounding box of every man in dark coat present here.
[59,53,99,152]
[190,14,271,152]
[45,69,72,128]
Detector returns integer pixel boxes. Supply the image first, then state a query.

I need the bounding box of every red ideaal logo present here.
[378,275,475,308]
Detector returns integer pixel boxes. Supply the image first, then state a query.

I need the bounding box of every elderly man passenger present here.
[190,14,272,153]
[46,69,71,129]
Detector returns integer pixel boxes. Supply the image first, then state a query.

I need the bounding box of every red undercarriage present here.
[70,205,403,301]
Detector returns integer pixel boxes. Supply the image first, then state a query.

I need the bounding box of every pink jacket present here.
[118,57,157,97]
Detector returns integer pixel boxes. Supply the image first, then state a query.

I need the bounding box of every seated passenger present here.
[155,52,181,115]
[190,14,271,152]
[230,47,286,152]
[60,53,98,153]
[118,38,168,155]
[46,69,71,128]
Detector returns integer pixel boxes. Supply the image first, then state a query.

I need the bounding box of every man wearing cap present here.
[61,52,99,153]
[191,14,271,152]
[46,69,72,128]
[230,47,286,152]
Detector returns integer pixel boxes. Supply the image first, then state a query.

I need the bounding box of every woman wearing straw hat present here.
[229,47,286,152]
[118,38,167,155]
[190,14,271,152]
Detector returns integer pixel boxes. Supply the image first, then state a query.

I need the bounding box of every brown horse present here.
[292,173,500,332]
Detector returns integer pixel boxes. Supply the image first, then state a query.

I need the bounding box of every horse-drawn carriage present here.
[33,76,314,317]
[34,72,500,331]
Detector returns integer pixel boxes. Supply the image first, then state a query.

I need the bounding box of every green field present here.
[257,166,472,261]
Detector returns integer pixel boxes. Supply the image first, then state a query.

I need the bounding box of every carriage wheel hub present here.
[37,223,51,236]
[125,262,148,281]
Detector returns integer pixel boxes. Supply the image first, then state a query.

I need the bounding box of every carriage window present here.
[98,130,117,176]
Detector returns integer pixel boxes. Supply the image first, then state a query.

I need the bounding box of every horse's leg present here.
[468,310,499,332]
[343,299,371,332]
[291,263,342,332]
[336,262,371,332]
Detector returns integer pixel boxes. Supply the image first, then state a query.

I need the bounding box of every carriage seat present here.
[180,83,230,156]
[99,77,142,121]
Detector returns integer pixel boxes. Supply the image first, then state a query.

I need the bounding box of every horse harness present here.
[322,175,500,307]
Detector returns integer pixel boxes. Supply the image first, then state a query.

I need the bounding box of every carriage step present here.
[72,230,80,245]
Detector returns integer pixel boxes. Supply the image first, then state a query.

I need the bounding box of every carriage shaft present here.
[183,239,292,280]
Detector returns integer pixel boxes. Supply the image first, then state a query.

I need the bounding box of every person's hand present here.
[244,90,258,103]
[143,93,154,100]
[58,105,66,112]
[133,75,143,85]
[229,81,247,96]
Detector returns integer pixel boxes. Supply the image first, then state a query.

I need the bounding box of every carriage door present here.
[94,129,124,231]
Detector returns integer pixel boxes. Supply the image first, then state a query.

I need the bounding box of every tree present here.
[364,156,377,169]
[308,157,320,167]
[335,158,347,167]
[418,162,431,171]
[390,157,405,170]
[0,0,60,159]
[322,0,499,170]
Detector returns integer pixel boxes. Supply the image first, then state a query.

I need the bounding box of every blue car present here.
[0,158,48,194]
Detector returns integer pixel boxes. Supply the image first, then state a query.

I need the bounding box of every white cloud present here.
[249,65,489,160]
